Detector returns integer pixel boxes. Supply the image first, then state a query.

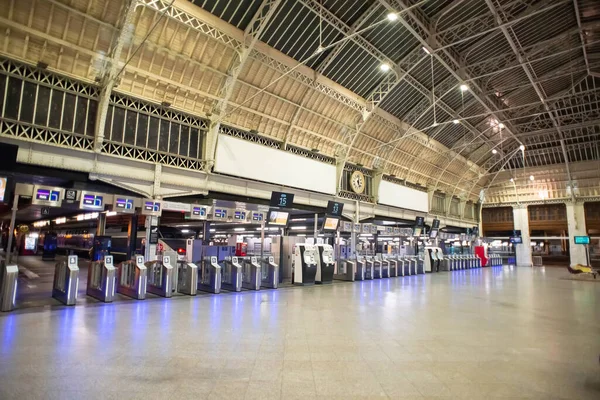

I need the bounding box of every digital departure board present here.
[432,219,440,229]
[322,217,339,231]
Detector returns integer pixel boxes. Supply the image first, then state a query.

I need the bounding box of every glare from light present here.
[519,145,525,151]
[291,226,307,230]
[181,229,190,233]
[498,123,505,129]
[492,149,497,154]
[453,119,460,124]
[316,45,324,54]
[510,178,514,182]
[379,63,391,72]
[422,46,430,54]
[234,228,245,232]
[386,12,398,21]
[432,121,439,127]
[530,175,534,181]
[106,211,117,217]
[459,84,468,92]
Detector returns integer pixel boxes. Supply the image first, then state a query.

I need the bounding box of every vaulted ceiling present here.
[1,0,599,203]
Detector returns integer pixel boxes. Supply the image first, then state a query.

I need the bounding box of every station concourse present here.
[1,0,600,399]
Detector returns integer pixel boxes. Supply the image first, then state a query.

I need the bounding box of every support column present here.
[566,202,587,267]
[127,212,138,259]
[512,205,532,267]
[6,193,19,263]
[96,213,106,236]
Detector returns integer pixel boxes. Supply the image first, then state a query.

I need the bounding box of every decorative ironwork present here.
[286,144,335,165]
[219,125,281,149]
[337,190,373,203]
[100,141,206,171]
[0,119,94,151]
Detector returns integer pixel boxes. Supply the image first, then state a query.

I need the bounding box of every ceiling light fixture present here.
[519,145,525,151]
[380,63,391,72]
[459,84,468,92]
[498,123,505,129]
[453,119,460,124]
[422,46,430,54]
[387,12,398,21]
[530,175,534,181]
[492,149,497,154]
[510,178,514,182]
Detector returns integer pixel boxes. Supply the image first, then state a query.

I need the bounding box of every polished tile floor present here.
[1,266,599,399]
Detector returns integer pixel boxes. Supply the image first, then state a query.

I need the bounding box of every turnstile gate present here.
[0,258,18,312]
[334,259,356,281]
[53,255,80,305]
[198,257,220,294]
[355,259,368,281]
[117,255,147,300]
[222,256,242,292]
[87,255,116,302]
[145,256,174,298]
[242,256,261,290]
[260,256,279,289]
[177,260,198,295]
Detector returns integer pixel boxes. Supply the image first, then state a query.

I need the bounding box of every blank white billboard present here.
[378,180,429,213]
[214,134,337,194]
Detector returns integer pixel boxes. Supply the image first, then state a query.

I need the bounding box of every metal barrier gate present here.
[334,259,356,281]
[222,256,242,292]
[53,255,79,306]
[117,255,147,300]
[242,256,261,290]
[145,256,174,298]
[198,256,221,294]
[87,255,116,302]
[0,258,18,312]
[176,260,198,296]
[260,256,279,289]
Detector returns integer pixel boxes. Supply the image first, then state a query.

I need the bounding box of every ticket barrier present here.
[406,256,418,275]
[354,258,367,281]
[385,256,398,277]
[87,255,116,302]
[260,256,279,289]
[376,254,390,278]
[145,255,174,298]
[116,255,147,300]
[440,254,451,271]
[176,260,198,296]
[222,256,243,292]
[242,256,261,290]
[416,255,425,274]
[358,256,374,280]
[53,255,80,305]
[0,258,18,312]
[334,258,356,281]
[365,256,380,279]
[396,257,408,276]
[198,256,221,294]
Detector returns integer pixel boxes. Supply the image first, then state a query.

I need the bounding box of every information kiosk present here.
[424,247,442,273]
[293,244,317,285]
[222,256,243,292]
[87,255,116,302]
[116,255,147,300]
[315,244,335,284]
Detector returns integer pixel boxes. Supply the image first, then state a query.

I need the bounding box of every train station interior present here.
[0,0,599,399]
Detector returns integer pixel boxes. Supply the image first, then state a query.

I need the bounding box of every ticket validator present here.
[198,256,221,294]
[53,255,80,305]
[87,255,116,302]
[116,255,147,300]
[222,256,243,292]
[315,244,335,284]
[293,244,317,285]
[261,256,279,289]
[146,255,174,298]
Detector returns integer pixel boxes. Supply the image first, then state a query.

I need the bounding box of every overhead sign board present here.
[213,207,229,220]
[113,196,137,214]
[233,210,247,221]
[31,185,63,207]
[80,191,105,211]
[250,211,265,223]
[574,236,590,245]
[353,223,361,233]
[431,218,440,229]
[188,205,208,220]
[326,200,344,217]
[141,199,162,216]
[341,221,352,232]
[270,191,294,208]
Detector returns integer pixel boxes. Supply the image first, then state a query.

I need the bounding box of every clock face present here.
[350,170,366,194]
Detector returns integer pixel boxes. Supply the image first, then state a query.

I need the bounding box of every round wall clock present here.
[349,170,366,194]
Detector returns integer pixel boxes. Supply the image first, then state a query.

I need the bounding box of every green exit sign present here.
[574,236,590,245]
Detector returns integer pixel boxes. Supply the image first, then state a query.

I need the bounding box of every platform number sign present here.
[270,191,294,208]
[326,200,344,217]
